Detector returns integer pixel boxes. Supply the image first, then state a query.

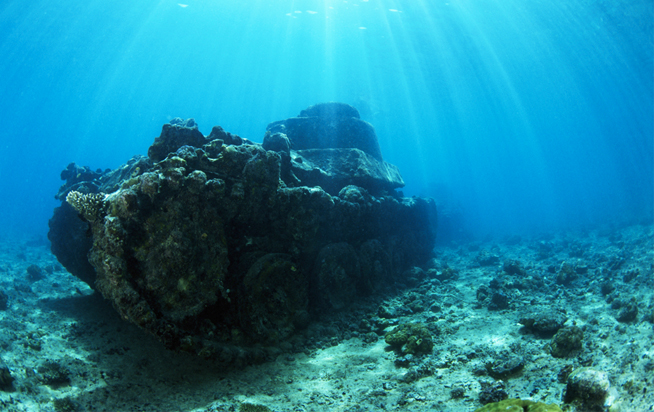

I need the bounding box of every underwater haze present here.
[0,0,652,240]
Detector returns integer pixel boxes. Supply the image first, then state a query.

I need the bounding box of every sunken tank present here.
[48,103,437,364]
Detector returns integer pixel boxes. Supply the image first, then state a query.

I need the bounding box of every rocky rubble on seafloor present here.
[0,200,651,411]
[47,103,437,363]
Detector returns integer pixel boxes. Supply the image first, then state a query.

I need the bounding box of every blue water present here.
[0,0,652,240]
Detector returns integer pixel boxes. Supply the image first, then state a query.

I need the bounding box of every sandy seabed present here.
[0,222,652,412]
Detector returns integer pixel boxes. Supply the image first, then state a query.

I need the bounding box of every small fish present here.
[178,3,188,7]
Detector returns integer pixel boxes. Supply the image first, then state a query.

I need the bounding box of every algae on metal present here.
[51,106,438,363]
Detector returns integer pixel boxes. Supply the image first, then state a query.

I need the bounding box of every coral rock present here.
[564,367,613,409]
[384,323,434,354]
[474,399,562,412]
[548,326,583,358]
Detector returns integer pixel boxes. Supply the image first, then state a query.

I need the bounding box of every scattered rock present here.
[557,364,574,383]
[548,326,583,358]
[38,360,71,388]
[518,312,567,337]
[616,297,639,323]
[476,285,491,305]
[474,399,562,412]
[0,357,14,391]
[239,402,272,412]
[488,291,510,311]
[622,269,639,283]
[0,290,8,311]
[377,304,398,319]
[26,264,45,282]
[503,260,526,276]
[427,267,458,282]
[575,265,589,274]
[486,355,525,379]
[52,397,79,412]
[401,266,427,288]
[478,380,508,405]
[556,262,578,285]
[563,368,613,410]
[599,281,615,296]
[476,250,500,266]
[384,323,434,355]
[450,387,465,399]
[536,241,554,260]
